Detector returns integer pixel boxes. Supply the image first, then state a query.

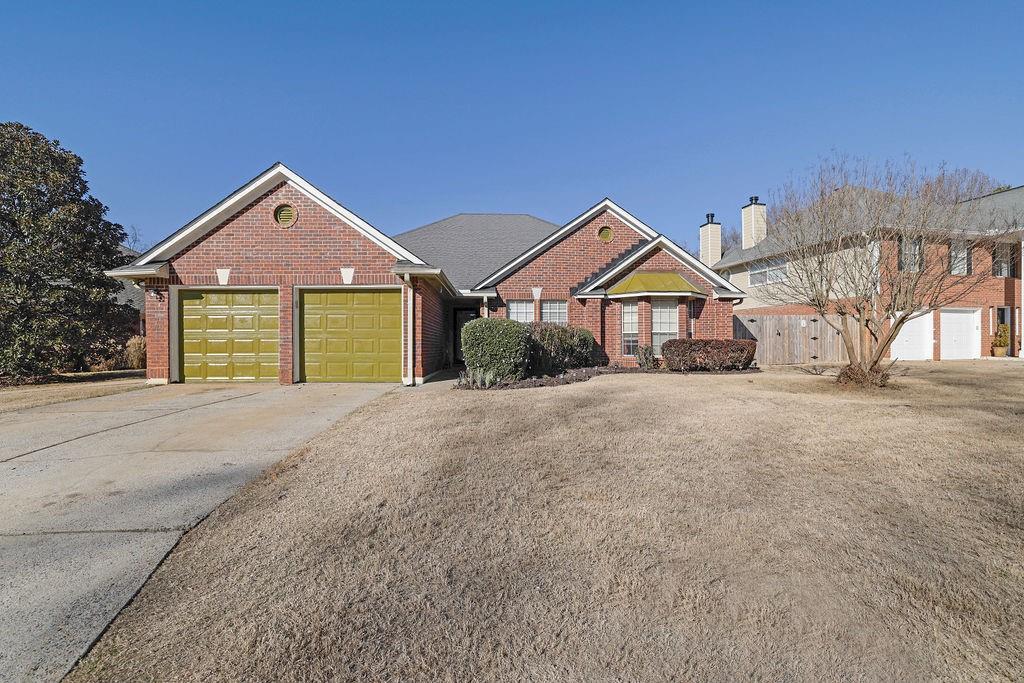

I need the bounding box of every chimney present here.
[741,196,766,249]
[699,212,722,265]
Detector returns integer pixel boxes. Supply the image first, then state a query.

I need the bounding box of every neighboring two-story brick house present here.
[107,163,744,385]
[698,188,1024,361]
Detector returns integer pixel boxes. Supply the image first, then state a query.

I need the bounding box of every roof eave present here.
[105,262,169,280]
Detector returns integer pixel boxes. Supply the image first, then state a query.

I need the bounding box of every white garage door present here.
[940,309,981,360]
[890,312,933,361]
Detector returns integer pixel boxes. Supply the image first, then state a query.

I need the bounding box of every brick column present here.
[144,281,170,382]
[638,297,652,348]
[278,284,294,383]
[679,299,690,339]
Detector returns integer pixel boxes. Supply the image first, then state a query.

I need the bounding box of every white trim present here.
[137,163,424,266]
[578,235,742,295]
[105,262,169,279]
[605,291,707,299]
[290,284,405,384]
[405,275,414,386]
[475,198,658,288]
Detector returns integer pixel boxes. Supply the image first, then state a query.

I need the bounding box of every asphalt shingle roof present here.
[714,185,1024,270]
[393,213,560,290]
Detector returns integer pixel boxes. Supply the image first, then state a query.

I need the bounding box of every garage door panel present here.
[890,313,933,361]
[325,338,350,354]
[301,289,401,382]
[180,290,279,382]
[940,309,980,360]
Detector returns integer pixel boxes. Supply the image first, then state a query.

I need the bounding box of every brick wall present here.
[491,215,734,365]
[415,281,446,379]
[728,239,1021,358]
[142,182,419,383]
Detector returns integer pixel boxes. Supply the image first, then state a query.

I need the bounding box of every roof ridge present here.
[393,212,557,238]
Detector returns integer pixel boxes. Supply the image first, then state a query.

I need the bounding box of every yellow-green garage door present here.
[180,290,279,381]
[301,289,401,382]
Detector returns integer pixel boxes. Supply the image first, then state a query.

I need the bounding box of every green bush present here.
[636,345,658,370]
[661,339,756,371]
[461,318,531,382]
[527,322,596,375]
[994,323,1010,348]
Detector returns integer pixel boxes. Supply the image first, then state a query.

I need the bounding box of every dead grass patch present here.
[70,363,1024,681]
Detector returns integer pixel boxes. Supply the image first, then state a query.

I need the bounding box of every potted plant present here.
[993,323,1010,357]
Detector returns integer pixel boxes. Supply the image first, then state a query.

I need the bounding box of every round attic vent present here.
[274,204,297,228]
[598,226,613,242]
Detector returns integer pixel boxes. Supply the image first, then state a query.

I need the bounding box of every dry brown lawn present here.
[70,361,1024,681]
[0,373,146,413]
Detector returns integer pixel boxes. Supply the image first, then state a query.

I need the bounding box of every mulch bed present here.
[455,365,760,390]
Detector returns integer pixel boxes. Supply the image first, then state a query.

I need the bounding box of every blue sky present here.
[4,1,1020,251]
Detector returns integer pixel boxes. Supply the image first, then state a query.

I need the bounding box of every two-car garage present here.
[178,288,402,383]
[888,308,981,361]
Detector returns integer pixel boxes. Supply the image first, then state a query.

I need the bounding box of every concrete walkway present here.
[0,382,394,682]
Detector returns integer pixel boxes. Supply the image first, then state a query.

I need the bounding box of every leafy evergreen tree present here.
[0,122,135,378]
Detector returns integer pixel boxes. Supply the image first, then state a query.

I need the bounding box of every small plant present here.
[993,323,1010,353]
[636,345,658,370]
[458,367,499,389]
[124,335,146,369]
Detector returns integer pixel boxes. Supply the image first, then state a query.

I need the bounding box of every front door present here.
[453,308,480,363]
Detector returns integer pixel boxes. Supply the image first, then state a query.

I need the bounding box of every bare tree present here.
[760,154,1019,384]
[721,225,742,253]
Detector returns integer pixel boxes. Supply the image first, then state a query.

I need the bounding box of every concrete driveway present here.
[0,382,394,682]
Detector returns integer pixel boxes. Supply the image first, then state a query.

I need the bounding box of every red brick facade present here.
[729,239,1021,359]
[134,180,735,383]
[140,182,444,383]
[491,210,736,366]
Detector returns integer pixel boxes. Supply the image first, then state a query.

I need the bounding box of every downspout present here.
[405,274,415,386]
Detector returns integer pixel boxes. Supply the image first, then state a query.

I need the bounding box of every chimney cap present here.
[704,212,717,225]
[745,195,763,206]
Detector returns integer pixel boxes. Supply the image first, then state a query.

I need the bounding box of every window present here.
[540,300,567,325]
[749,257,787,286]
[949,240,972,275]
[621,301,638,356]
[898,236,923,272]
[992,244,1017,278]
[507,300,534,322]
[652,299,678,356]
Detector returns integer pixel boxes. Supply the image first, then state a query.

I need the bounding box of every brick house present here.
[107,163,744,385]
[699,188,1024,361]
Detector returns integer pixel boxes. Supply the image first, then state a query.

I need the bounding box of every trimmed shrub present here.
[527,322,596,376]
[125,335,147,369]
[636,345,658,370]
[461,318,531,382]
[661,339,756,372]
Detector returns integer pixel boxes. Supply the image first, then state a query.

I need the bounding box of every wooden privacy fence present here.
[733,314,850,366]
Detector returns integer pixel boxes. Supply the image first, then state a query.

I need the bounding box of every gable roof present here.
[393,213,559,290]
[577,235,743,296]
[131,162,423,267]
[473,198,659,289]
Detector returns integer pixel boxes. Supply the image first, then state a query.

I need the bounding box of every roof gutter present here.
[390,263,460,297]
[105,262,169,280]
